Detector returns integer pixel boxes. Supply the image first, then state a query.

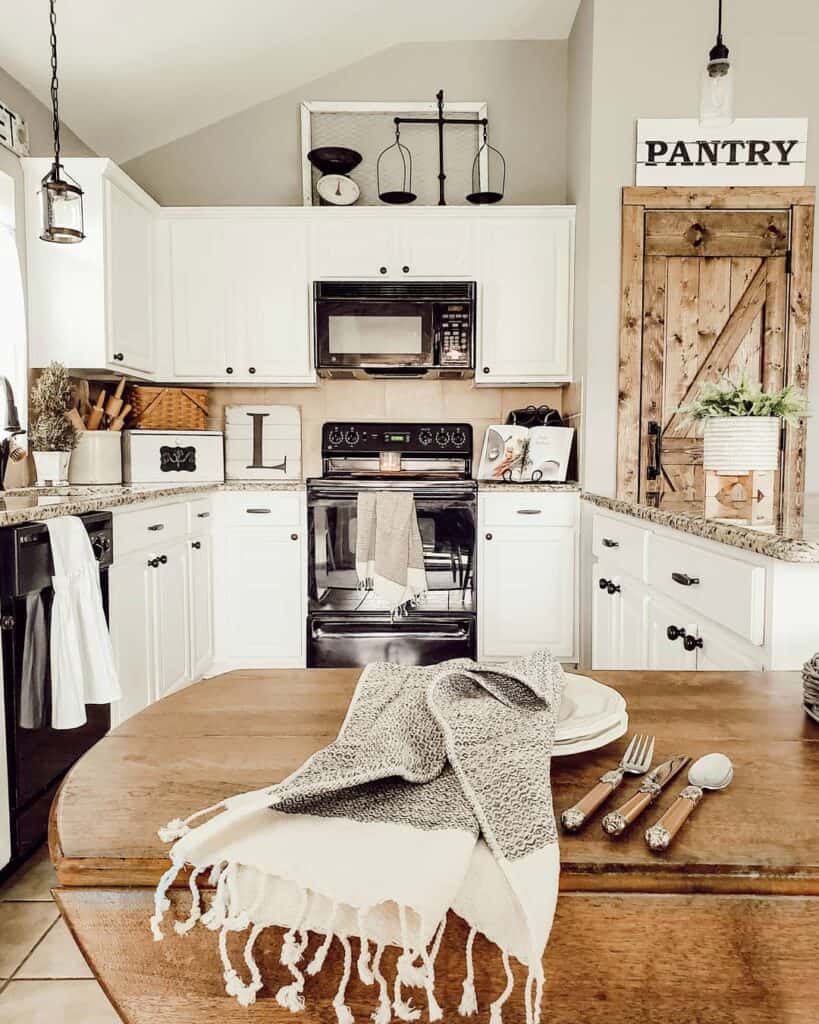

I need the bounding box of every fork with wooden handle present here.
[560,735,655,832]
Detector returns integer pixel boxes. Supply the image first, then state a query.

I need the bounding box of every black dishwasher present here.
[0,512,114,872]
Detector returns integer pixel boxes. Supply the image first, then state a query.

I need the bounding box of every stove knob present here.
[451,428,467,448]
[328,427,344,447]
[91,536,106,560]
[435,428,450,447]
[345,428,360,446]
[418,427,433,446]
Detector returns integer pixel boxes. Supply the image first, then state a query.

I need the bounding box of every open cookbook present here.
[478,423,575,482]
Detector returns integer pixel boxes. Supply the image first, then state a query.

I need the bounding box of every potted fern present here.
[29,362,78,485]
[679,372,807,474]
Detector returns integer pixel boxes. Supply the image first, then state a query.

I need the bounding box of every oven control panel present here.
[323,422,472,455]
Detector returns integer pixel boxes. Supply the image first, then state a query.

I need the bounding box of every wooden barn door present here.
[617,188,814,514]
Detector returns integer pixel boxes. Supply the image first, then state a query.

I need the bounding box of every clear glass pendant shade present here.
[700,57,735,126]
[40,167,85,243]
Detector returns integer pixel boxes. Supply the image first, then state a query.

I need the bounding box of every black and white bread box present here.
[122,430,225,484]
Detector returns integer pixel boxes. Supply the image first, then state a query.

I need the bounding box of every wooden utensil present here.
[65,408,86,432]
[105,377,126,420]
[561,734,655,832]
[108,403,131,432]
[86,390,107,431]
[645,753,734,852]
[601,755,690,836]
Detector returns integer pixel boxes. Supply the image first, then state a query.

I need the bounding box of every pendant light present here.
[40,0,84,243]
[700,0,734,127]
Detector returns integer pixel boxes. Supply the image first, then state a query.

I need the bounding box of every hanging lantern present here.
[40,0,84,244]
[376,124,417,205]
[466,124,506,205]
[700,0,734,127]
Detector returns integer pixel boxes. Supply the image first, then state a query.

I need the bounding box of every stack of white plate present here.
[553,673,628,757]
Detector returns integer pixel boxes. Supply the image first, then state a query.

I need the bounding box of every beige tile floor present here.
[0,846,121,1022]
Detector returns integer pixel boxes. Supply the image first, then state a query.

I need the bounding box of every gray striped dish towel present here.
[355,491,427,617]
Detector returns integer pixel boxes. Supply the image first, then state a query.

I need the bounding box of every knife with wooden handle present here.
[601,755,690,837]
[644,785,704,851]
[560,770,626,832]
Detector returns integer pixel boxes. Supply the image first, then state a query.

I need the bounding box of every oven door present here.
[308,614,475,668]
[308,487,476,615]
[315,299,435,372]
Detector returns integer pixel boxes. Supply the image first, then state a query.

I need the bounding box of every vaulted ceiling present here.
[0,0,580,162]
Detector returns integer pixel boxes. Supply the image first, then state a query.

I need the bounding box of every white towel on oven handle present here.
[46,517,121,729]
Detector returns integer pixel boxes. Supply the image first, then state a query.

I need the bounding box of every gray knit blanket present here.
[153,650,565,1024]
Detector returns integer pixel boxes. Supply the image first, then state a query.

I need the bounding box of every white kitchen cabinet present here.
[153,539,190,699]
[312,212,477,280]
[165,212,313,384]
[188,532,214,681]
[23,158,157,376]
[109,552,154,727]
[478,209,574,383]
[591,570,649,670]
[212,492,307,669]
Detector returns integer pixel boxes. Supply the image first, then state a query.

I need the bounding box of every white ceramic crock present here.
[702,416,781,474]
[33,449,71,486]
[68,430,123,485]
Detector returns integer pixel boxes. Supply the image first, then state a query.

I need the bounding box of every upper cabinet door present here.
[478,211,574,383]
[170,220,231,378]
[105,181,155,373]
[312,217,397,278]
[397,217,477,278]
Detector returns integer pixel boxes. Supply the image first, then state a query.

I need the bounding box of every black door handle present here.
[646,420,662,481]
[672,572,700,587]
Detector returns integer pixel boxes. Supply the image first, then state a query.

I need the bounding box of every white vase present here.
[702,417,781,474]
[33,449,72,486]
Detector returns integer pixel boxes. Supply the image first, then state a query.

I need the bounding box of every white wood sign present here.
[636,118,808,186]
[224,405,301,481]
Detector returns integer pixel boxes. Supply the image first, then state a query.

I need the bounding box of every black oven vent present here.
[314,281,476,301]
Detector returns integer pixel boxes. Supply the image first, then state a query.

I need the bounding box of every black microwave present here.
[314,280,476,380]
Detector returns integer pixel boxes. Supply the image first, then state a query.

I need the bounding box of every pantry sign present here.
[636,118,808,186]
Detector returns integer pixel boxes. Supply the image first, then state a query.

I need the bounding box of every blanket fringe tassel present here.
[458,926,479,1016]
[157,799,227,843]
[333,935,355,1024]
[489,951,515,1024]
[370,944,391,1024]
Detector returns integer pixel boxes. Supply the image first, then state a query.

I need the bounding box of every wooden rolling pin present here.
[86,389,107,431]
[104,377,126,421]
[108,403,131,432]
[65,408,86,432]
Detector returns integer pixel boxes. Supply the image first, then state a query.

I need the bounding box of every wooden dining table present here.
[50,668,818,1023]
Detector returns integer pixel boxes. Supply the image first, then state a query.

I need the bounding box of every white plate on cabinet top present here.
[553,712,629,757]
[555,673,627,744]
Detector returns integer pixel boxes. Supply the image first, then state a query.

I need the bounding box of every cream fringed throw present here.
[152,651,564,1024]
[355,491,427,616]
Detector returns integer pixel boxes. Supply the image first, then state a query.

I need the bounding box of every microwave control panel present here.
[435,304,473,366]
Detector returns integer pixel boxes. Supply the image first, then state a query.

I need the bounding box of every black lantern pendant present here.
[40,0,84,244]
[466,124,506,205]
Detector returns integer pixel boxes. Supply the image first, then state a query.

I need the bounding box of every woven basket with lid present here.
[126,385,209,431]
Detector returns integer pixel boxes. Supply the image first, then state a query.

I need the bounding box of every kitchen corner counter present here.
[0,481,305,528]
[583,491,819,563]
[477,481,581,492]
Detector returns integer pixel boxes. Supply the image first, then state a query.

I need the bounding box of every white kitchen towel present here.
[46,517,120,729]
[355,491,427,617]
[153,650,564,1023]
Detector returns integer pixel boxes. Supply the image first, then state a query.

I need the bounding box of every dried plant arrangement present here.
[28,361,78,452]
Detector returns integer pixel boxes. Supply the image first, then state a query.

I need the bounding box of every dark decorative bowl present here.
[378,190,417,205]
[466,191,504,205]
[307,147,362,175]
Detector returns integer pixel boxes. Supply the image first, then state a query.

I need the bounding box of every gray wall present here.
[570,0,819,496]
[124,40,568,206]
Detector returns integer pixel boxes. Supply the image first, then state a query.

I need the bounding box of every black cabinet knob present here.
[147,557,159,568]
[226,366,233,374]
[290,533,299,541]
[402,265,410,273]
[598,578,609,590]
[379,266,388,274]
[191,541,201,549]
[483,367,490,374]
[158,554,168,565]
[666,625,687,642]
[112,352,124,362]
[601,538,619,548]
[683,634,703,652]
[607,582,621,595]
[485,533,493,541]
[249,367,256,374]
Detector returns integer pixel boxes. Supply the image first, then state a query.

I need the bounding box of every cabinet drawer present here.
[216,491,302,527]
[188,498,213,533]
[114,503,187,557]
[647,534,765,645]
[480,492,578,528]
[592,514,648,580]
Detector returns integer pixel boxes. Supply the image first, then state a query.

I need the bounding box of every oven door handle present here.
[311,624,471,640]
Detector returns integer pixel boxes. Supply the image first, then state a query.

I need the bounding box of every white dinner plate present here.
[553,712,629,757]
[556,673,627,744]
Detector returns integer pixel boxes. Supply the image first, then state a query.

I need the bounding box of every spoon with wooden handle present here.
[561,734,654,832]
[601,754,690,836]
[644,752,734,852]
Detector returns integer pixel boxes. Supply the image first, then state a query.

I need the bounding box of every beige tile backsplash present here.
[206,380,567,478]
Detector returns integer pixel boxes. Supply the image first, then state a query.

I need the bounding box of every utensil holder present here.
[68,431,123,485]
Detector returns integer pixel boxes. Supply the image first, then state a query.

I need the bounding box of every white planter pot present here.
[33,449,71,486]
[68,431,123,485]
[702,417,781,474]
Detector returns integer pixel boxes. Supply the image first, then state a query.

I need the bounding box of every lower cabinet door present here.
[694,626,765,671]
[153,540,190,699]
[591,571,617,669]
[479,525,575,660]
[108,553,154,727]
[615,576,650,669]
[188,534,214,680]
[220,527,304,664]
[646,594,698,670]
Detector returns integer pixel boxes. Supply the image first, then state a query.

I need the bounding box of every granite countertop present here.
[583,492,819,564]
[0,481,305,528]
[477,481,581,492]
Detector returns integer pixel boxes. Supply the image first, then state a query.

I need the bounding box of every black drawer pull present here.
[601,537,619,548]
[516,509,543,516]
[196,511,210,518]
[147,523,164,532]
[683,634,703,652]
[246,508,272,514]
[672,572,700,587]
